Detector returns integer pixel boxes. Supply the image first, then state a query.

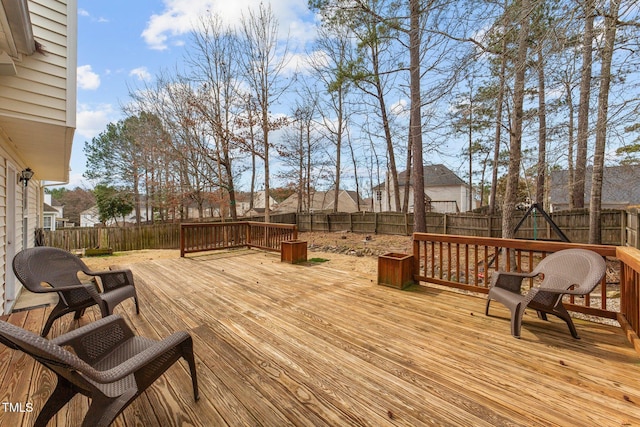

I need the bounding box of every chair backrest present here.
[12,247,92,306]
[531,249,606,305]
[0,320,94,391]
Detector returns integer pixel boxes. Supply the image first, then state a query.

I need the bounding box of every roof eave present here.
[1,0,35,56]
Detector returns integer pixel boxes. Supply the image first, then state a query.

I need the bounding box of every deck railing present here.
[616,247,640,353]
[180,222,298,257]
[412,233,618,319]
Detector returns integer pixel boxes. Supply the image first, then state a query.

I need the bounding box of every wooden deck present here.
[2,249,640,426]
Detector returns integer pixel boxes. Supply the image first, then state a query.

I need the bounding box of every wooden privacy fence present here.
[43,209,637,251]
[43,224,180,252]
[297,209,626,244]
[180,222,298,257]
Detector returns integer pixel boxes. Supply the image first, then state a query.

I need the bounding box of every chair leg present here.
[485,298,491,316]
[554,305,580,339]
[511,303,523,339]
[82,390,137,427]
[34,376,78,427]
[134,296,140,314]
[181,337,199,401]
[42,303,70,337]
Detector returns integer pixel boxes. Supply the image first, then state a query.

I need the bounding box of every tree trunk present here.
[488,22,507,216]
[372,47,401,212]
[589,0,620,244]
[334,86,343,214]
[502,0,530,240]
[566,80,575,209]
[572,0,595,209]
[403,124,412,213]
[536,49,547,207]
[410,0,425,232]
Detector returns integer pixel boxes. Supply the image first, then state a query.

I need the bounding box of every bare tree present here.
[309,23,354,213]
[588,0,621,244]
[572,0,596,209]
[277,94,321,212]
[238,3,290,222]
[502,0,531,240]
[186,14,245,220]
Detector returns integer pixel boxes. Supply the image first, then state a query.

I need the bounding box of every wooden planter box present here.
[281,240,307,264]
[378,253,414,289]
[84,248,113,257]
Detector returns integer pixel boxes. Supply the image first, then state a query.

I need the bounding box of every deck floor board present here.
[1,249,639,426]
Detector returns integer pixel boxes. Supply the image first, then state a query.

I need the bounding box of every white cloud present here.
[76,104,117,139]
[390,99,409,117]
[77,65,101,90]
[77,8,108,23]
[141,0,316,50]
[130,67,152,81]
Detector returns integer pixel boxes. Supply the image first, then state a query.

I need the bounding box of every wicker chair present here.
[0,315,199,427]
[485,248,606,339]
[12,246,140,337]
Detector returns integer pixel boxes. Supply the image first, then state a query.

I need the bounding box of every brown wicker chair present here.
[12,246,140,337]
[0,314,199,427]
[485,248,606,339]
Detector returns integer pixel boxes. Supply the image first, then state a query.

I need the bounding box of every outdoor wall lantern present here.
[19,168,34,186]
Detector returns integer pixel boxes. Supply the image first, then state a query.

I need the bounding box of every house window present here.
[376,190,382,201]
[43,216,52,231]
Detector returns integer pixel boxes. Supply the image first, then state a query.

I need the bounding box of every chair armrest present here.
[51,315,135,363]
[490,270,538,292]
[27,283,90,294]
[82,331,192,384]
[89,269,135,293]
[535,286,591,296]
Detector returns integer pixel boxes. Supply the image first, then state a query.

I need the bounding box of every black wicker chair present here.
[12,247,140,336]
[0,315,199,427]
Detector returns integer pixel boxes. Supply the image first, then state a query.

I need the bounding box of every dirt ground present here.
[81,231,414,277]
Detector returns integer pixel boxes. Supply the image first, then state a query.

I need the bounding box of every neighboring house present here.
[79,206,100,227]
[276,189,368,213]
[0,0,77,313]
[80,205,150,227]
[42,194,70,230]
[549,165,640,212]
[237,191,278,217]
[372,164,471,213]
[43,195,61,231]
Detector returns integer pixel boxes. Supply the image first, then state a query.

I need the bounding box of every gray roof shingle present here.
[550,165,640,208]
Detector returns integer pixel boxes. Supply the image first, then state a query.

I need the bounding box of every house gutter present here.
[1,0,35,56]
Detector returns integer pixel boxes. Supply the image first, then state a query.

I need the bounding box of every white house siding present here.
[0,147,37,314]
[0,0,76,312]
[0,0,75,126]
[376,186,469,214]
[0,161,5,312]
[0,153,43,313]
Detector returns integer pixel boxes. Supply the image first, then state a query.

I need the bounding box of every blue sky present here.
[70,0,317,189]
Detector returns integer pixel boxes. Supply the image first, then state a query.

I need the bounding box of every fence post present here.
[405,213,410,236]
[99,227,109,249]
[486,215,492,237]
[180,225,185,257]
[637,211,640,249]
[621,210,627,247]
[375,212,379,234]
